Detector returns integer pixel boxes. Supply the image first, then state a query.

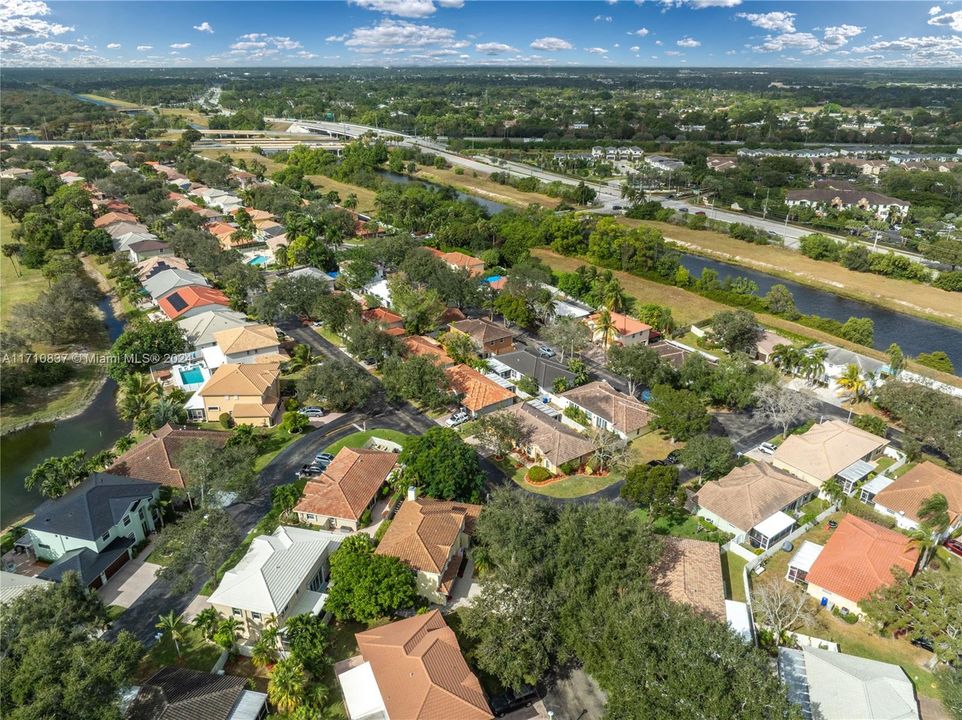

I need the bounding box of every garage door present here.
[103,552,130,581]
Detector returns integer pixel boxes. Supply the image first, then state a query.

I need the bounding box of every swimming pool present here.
[179,367,205,385]
[247,255,269,266]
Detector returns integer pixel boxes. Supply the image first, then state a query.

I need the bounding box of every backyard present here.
[138,624,222,680]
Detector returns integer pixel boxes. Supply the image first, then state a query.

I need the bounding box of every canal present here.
[679,253,962,372]
[378,170,509,215]
[1,296,131,528]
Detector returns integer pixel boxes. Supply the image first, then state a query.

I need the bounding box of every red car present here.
[944,539,962,559]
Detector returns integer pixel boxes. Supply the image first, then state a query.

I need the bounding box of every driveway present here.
[99,556,160,609]
[543,667,608,720]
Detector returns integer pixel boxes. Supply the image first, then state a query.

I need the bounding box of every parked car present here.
[695,210,706,216]
[298,464,324,478]
[298,406,325,418]
[648,451,681,467]
[489,685,539,717]
[314,452,334,467]
[758,442,776,455]
[446,410,470,427]
[944,538,962,559]
[537,345,556,358]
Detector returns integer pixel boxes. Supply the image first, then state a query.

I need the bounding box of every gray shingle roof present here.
[128,667,255,720]
[39,535,135,585]
[24,473,159,541]
[494,350,574,390]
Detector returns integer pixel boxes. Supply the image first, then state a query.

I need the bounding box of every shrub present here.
[559,461,578,475]
[842,498,897,529]
[374,519,392,544]
[218,412,234,429]
[359,508,372,528]
[563,405,591,427]
[851,414,888,437]
[526,466,552,483]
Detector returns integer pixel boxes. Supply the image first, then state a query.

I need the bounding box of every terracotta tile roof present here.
[588,310,651,337]
[206,222,237,238]
[404,336,454,366]
[651,537,726,621]
[773,420,889,484]
[560,380,651,435]
[384,326,406,337]
[354,610,493,720]
[439,250,484,274]
[213,324,278,355]
[445,364,514,413]
[694,462,814,533]
[94,211,138,228]
[450,319,514,345]
[502,403,598,468]
[873,462,961,527]
[158,285,230,320]
[375,498,481,573]
[439,307,466,324]
[294,448,397,521]
[199,362,279,398]
[362,307,404,326]
[806,514,918,604]
[230,402,278,419]
[108,424,228,489]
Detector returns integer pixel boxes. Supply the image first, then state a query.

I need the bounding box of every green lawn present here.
[323,429,411,455]
[722,552,748,602]
[631,507,734,544]
[317,620,377,720]
[1,218,45,328]
[139,624,223,680]
[313,326,345,347]
[106,605,126,623]
[628,431,683,465]
[253,426,306,472]
[517,471,621,499]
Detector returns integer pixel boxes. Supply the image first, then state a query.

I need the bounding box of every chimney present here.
[407,486,417,502]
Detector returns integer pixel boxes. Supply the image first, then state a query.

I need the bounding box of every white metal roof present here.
[838,459,876,484]
[752,510,796,540]
[725,600,753,642]
[861,475,895,496]
[0,571,51,605]
[229,691,268,720]
[338,661,389,720]
[208,526,342,615]
[789,541,824,574]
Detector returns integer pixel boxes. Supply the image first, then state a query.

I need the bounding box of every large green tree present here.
[296,359,374,412]
[108,320,189,380]
[397,427,486,502]
[380,354,451,410]
[325,535,417,623]
[648,384,711,441]
[677,434,737,481]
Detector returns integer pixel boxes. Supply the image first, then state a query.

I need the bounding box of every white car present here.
[446,411,469,427]
[758,442,776,455]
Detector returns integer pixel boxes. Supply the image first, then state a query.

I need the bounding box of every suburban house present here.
[293,448,399,531]
[127,667,268,720]
[559,380,652,440]
[651,537,726,621]
[870,462,962,539]
[142,269,209,301]
[778,647,920,720]
[206,324,285,368]
[108,424,229,490]
[158,285,231,321]
[772,419,890,492]
[707,155,738,172]
[265,266,335,291]
[502,402,599,474]
[785,181,910,220]
[587,311,652,347]
[693,462,816,548]
[449,319,514,357]
[446,364,516,418]
[403,335,454,367]
[106,222,152,240]
[127,239,172,264]
[59,170,84,184]
[426,247,486,276]
[336,610,493,720]
[755,330,792,363]
[194,362,281,427]
[94,210,139,228]
[787,514,918,616]
[375,496,482,604]
[487,349,575,398]
[178,309,252,350]
[361,307,405,334]
[207,526,343,641]
[23,474,161,589]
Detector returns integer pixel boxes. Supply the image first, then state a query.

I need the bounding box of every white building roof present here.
[143,269,208,300]
[753,510,796,540]
[207,526,342,615]
[338,661,389,720]
[177,309,252,348]
[725,600,753,642]
[838,459,875,484]
[0,571,51,605]
[230,691,268,720]
[789,541,824,574]
[861,476,895,496]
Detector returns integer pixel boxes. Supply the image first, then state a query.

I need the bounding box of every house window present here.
[101,531,111,542]
[208,406,220,412]
[123,516,131,526]
[251,612,262,621]
[232,608,242,616]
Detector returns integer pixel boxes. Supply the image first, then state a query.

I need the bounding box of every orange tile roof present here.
[158,285,230,320]
[589,310,651,337]
[94,211,138,228]
[294,448,397,521]
[440,250,485,274]
[806,514,918,604]
[651,538,726,621]
[873,462,961,527]
[362,307,403,326]
[445,364,514,413]
[375,498,481,573]
[206,222,237,238]
[354,610,493,720]
[108,424,228,489]
[403,336,453,366]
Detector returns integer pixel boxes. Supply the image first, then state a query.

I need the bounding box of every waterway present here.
[1,297,130,528]
[378,170,509,215]
[678,253,962,372]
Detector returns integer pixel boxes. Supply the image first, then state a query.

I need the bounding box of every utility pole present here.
[762,187,770,219]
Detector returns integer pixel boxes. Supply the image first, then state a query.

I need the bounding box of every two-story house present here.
[449,319,514,358]
[375,495,482,604]
[23,473,161,589]
[587,311,651,347]
[194,362,281,427]
[207,525,343,642]
[202,324,286,369]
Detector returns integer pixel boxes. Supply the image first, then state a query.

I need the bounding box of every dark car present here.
[489,685,539,717]
[911,637,935,653]
[648,451,681,467]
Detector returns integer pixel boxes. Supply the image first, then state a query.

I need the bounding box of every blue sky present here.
[2,0,961,67]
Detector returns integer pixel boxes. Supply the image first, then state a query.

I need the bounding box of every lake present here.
[679,253,962,372]
[0,297,131,529]
[378,170,509,215]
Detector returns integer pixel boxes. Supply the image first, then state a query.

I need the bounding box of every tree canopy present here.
[397,427,486,502]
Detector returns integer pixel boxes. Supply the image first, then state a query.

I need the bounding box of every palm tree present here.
[343,193,358,210]
[155,611,186,658]
[119,373,160,422]
[286,343,316,372]
[803,348,827,385]
[602,282,629,314]
[836,363,867,400]
[251,635,280,669]
[192,607,220,641]
[820,478,846,507]
[268,657,308,715]
[595,308,617,349]
[770,344,801,375]
[214,617,242,651]
[910,529,940,570]
[917,493,950,565]
[151,396,186,430]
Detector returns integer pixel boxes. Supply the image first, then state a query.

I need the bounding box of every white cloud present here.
[736,11,795,33]
[654,40,663,45]
[193,21,214,33]
[725,49,737,55]
[594,14,612,22]
[629,45,640,52]
[436,0,463,6]
[754,24,863,54]
[475,41,517,54]
[660,0,741,7]
[530,36,573,51]
[349,0,448,18]
[295,50,318,59]
[628,27,649,36]
[0,0,76,40]
[585,47,608,54]
[664,50,683,56]
[1,0,52,16]
[928,5,942,15]
[677,37,700,47]
[340,19,458,51]
[928,9,962,32]
[170,42,191,49]
[136,45,153,51]
[230,33,302,52]
[852,34,962,65]
[822,24,864,48]
[1,38,93,61]
[106,42,121,49]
